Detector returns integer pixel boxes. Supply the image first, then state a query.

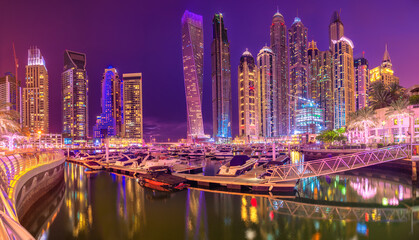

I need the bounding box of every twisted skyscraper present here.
[181,10,205,141]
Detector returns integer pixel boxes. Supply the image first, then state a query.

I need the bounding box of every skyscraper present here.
[122,73,143,139]
[257,46,277,138]
[319,50,334,130]
[238,49,258,140]
[181,10,205,141]
[270,10,289,136]
[62,50,88,143]
[211,13,232,142]
[93,67,122,138]
[288,17,308,134]
[329,11,355,129]
[23,47,49,134]
[0,73,19,111]
[354,54,369,110]
[369,45,399,86]
[307,41,334,130]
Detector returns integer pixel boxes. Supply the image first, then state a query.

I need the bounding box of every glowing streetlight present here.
[381,121,386,145]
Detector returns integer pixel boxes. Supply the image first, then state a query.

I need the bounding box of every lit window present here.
[394,119,398,125]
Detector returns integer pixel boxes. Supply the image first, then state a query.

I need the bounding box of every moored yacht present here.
[217,155,257,176]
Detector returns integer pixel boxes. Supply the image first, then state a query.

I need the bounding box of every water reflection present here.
[30,162,419,240]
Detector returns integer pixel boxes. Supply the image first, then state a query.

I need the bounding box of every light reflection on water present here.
[32,158,419,240]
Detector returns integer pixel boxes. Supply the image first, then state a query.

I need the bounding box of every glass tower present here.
[211,13,232,142]
[181,10,205,141]
[62,50,88,143]
[122,73,143,139]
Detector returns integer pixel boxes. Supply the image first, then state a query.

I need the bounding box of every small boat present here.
[114,153,145,167]
[217,155,257,176]
[83,161,103,170]
[135,166,189,192]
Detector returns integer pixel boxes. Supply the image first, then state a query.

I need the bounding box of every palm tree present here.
[385,99,412,143]
[387,82,406,102]
[347,107,378,144]
[0,102,21,149]
[369,82,392,109]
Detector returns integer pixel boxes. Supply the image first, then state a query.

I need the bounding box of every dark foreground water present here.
[27,161,419,240]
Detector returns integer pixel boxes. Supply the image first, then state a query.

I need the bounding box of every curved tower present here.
[181,10,205,141]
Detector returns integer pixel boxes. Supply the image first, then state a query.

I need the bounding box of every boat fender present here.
[269,185,274,192]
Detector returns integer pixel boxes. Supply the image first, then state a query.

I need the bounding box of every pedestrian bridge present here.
[266,144,411,183]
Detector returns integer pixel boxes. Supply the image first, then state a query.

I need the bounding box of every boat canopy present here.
[229,155,250,166]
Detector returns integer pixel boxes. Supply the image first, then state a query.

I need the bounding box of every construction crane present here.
[12,43,20,123]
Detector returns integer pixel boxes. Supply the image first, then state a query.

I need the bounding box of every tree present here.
[369,82,407,110]
[347,107,378,144]
[316,128,347,148]
[0,102,22,150]
[385,99,413,142]
[409,95,419,105]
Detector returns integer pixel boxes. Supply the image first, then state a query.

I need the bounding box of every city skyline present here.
[1,0,418,141]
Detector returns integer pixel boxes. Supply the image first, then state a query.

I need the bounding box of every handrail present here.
[0,149,64,240]
[266,144,411,182]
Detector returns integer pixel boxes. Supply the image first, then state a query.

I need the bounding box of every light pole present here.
[382,121,386,146]
[37,130,42,149]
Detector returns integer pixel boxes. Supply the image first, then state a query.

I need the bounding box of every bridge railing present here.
[0,149,64,240]
[266,144,410,182]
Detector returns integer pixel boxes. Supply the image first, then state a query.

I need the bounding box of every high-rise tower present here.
[288,17,308,134]
[62,50,88,143]
[238,49,258,141]
[122,73,143,139]
[257,46,277,138]
[211,13,232,142]
[93,67,122,138]
[0,73,19,111]
[23,47,49,134]
[181,10,205,141]
[270,11,289,136]
[354,54,369,110]
[369,45,399,86]
[329,11,355,129]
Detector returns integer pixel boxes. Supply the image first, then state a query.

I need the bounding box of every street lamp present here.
[37,130,42,149]
[381,121,386,146]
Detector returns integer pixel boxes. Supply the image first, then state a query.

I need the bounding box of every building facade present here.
[369,45,399,86]
[181,10,205,141]
[238,49,258,140]
[330,11,355,129]
[318,50,334,130]
[93,67,122,138]
[257,46,277,138]
[0,73,19,111]
[270,11,289,136]
[295,102,324,134]
[211,13,232,142]
[23,47,49,134]
[307,41,320,101]
[122,73,143,139]
[354,55,369,111]
[288,17,308,134]
[62,50,88,143]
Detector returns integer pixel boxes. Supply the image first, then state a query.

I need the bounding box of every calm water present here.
[25,155,419,240]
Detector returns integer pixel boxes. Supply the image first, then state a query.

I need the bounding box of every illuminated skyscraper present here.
[93,67,122,138]
[270,10,289,136]
[0,73,19,111]
[354,54,369,110]
[369,45,399,86]
[62,50,88,143]
[257,46,277,138]
[238,49,258,140]
[181,10,205,140]
[330,11,355,129]
[212,13,232,142]
[23,47,49,133]
[122,73,143,139]
[307,41,334,130]
[288,17,308,134]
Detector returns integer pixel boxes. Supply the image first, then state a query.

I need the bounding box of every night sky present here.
[1,0,418,141]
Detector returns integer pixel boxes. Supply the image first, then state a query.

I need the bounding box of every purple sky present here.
[1,0,418,141]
